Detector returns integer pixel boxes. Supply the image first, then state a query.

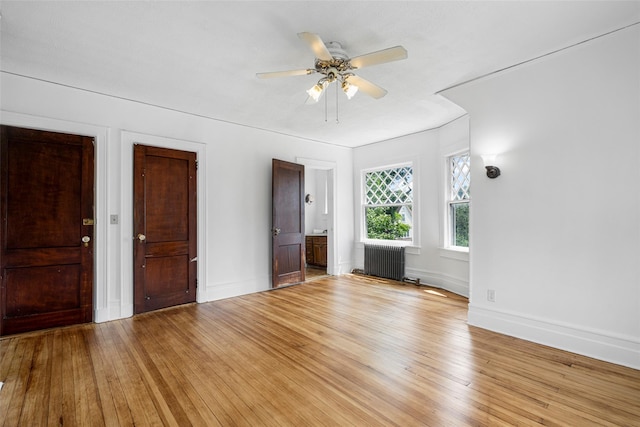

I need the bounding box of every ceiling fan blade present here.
[297,32,333,61]
[256,69,315,79]
[345,75,387,99]
[349,46,408,69]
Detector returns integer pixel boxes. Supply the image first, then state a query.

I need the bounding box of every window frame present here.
[445,151,470,252]
[361,161,417,247]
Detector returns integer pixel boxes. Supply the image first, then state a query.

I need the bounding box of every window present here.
[448,153,470,248]
[363,164,413,242]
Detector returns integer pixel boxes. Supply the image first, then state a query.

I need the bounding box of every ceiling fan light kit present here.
[306,80,328,102]
[342,80,358,99]
[257,32,407,109]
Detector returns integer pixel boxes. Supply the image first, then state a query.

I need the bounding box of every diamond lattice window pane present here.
[365,166,413,205]
[451,154,470,201]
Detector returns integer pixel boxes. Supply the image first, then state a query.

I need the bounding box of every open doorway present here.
[299,158,335,282]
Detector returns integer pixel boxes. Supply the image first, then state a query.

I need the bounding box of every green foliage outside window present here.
[366,207,411,240]
[451,203,469,247]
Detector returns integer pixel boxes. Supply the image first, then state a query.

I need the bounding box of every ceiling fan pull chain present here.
[324,85,328,122]
[336,81,339,124]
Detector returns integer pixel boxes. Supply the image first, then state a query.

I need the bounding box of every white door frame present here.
[296,157,337,276]
[0,111,110,321]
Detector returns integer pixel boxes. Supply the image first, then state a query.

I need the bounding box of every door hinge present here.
[195,160,198,170]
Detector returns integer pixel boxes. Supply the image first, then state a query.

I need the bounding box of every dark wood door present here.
[0,126,94,335]
[134,144,197,314]
[272,159,305,287]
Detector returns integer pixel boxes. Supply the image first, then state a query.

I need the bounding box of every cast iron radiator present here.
[364,244,405,281]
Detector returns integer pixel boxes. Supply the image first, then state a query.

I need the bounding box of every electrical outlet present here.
[110,214,119,225]
[487,289,496,302]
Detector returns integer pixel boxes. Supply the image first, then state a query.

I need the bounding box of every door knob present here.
[137,234,146,242]
[81,236,90,247]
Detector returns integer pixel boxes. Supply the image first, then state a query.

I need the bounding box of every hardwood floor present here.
[305,266,327,281]
[1,274,639,426]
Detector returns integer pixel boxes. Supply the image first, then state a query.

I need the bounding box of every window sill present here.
[439,247,469,262]
[357,241,421,255]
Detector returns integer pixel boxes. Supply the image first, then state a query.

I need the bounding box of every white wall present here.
[304,169,330,235]
[305,169,318,234]
[442,26,640,369]
[352,116,470,297]
[1,72,354,323]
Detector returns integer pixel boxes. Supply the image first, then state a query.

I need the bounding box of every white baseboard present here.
[94,302,133,323]
[335,261,353,276]
[468,304,640,370]
[405,267,469,297]
[94,307,110,323]
[200,276,271,303]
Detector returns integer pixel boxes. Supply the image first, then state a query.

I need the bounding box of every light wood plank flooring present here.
[1,274,639,426]
[305,266,328,281]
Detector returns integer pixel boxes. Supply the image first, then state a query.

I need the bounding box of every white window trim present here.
[444,149,470,253]
[360,160,419,248]
[439,246,469,262]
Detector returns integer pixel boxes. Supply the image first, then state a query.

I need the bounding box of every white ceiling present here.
[1,1,638,147]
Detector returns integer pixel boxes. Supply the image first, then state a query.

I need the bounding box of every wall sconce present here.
[305,194,315,204]
[481,154,501,179]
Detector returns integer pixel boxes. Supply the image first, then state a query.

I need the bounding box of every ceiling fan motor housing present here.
[326,41,349,60]
[315,41,352,77]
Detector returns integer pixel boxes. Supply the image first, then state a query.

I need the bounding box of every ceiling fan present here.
[257,32,408,102]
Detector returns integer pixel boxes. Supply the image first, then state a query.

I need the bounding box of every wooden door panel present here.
[145,256,189,296]
[4,247,79,266]
[1,125,94,335]
[276,245,303,280]
[272,159,305,287]
[6,138,82,248]
[145,155,189,241]
[145,241,189,257]
[5,265,80,316]
[277,168,303,233]
[134,145,196,314]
